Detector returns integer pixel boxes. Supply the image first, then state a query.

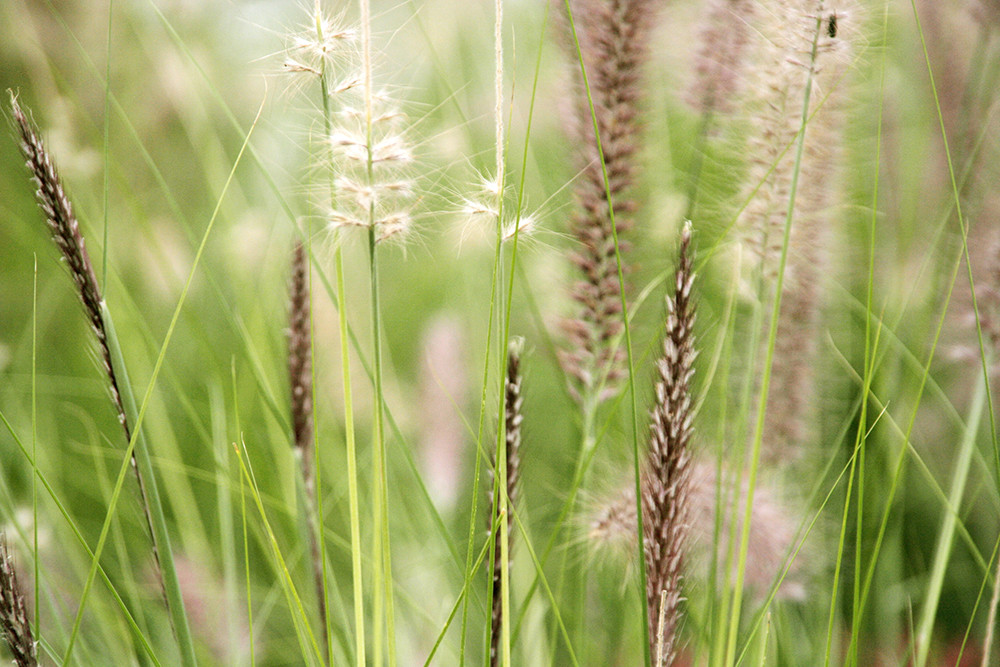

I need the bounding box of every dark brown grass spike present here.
[9,92,162,574]
[642,222,696,666]
[559,0,660,403]
[489,338,524,667]
[287,240,328,649]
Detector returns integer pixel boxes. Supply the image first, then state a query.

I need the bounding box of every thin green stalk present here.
[234,362,255,667]
[336,241,366,666]
[707,263,740,667]
[31,255,39,640]
[978,537,1000,666]
[234,437,324,664]
[715,257,764,666]
[825,10,888,663]
[914,375,989,666]
[356,2,395,663]
[210,384,240,662]
[368,225,396,667]
[457,16,509,667]
[488,1,516,664]
[63,96,263,667]
[309,12,337,665]
[242,463,254,667]
[724,9,826,664]
[312,7,366,664]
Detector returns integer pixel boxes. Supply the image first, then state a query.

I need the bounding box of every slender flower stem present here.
[358,0,396,663]
[312,5,359,663]
[724,8,825,664]
[11,95,199,667]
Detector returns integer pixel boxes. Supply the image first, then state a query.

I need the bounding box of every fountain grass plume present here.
[10,91,198,666]
[287,240,328,652]
[642,222,696,666]
[686,0,756,115]
[558,0,660,405]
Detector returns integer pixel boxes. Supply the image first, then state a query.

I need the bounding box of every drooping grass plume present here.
[735,0,857,461]
[11,93,133,470]
[489,338,524,667]
[287,240,328,651]
[10,92,197,665]
[642,222,695,666]
[10,90,156,564]
[0,536,36,667]
[558,0,660,405]
[686,0,755,115]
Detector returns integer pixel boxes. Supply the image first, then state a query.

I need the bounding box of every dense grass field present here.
[2,0,1000,665]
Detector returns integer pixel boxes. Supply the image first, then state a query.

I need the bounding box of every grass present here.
[2,0,1000,665]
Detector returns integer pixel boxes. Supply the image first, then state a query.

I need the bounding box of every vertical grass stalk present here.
[358,0,396,662]
[288,239,330,659]
[913,374,988,666]
[723,7,826,663]
[642,222,695,666]
[10,95,198,667]
[308,4,368,663]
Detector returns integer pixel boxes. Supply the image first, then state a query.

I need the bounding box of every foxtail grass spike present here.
[558,0,659,404]
[0,536,36,667]
[642,222,695,666]
[11,92,197,665]
[12,95,123,442]
[686,0,755,115]
[289,241,315,464]
[10,92,162,571]
[489,338,524,667]
[287,240,327,650]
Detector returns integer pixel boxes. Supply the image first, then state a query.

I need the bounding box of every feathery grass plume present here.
[286,240,328,648]
[324,91,415,243]
[557,0,659,404]
[11,92,197,664]
[588,461,806,600]
[458,174,540,247]
[0,536,35,667]
[686,0,756,115]
[282,4,364,663]
[736,1,857,460]
[642,222,695,666]
[281,5,355,79]
[489,338,524,667]
[9,92,163,567]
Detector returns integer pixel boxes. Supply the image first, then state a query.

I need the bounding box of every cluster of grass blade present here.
[4,0,1000,665]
